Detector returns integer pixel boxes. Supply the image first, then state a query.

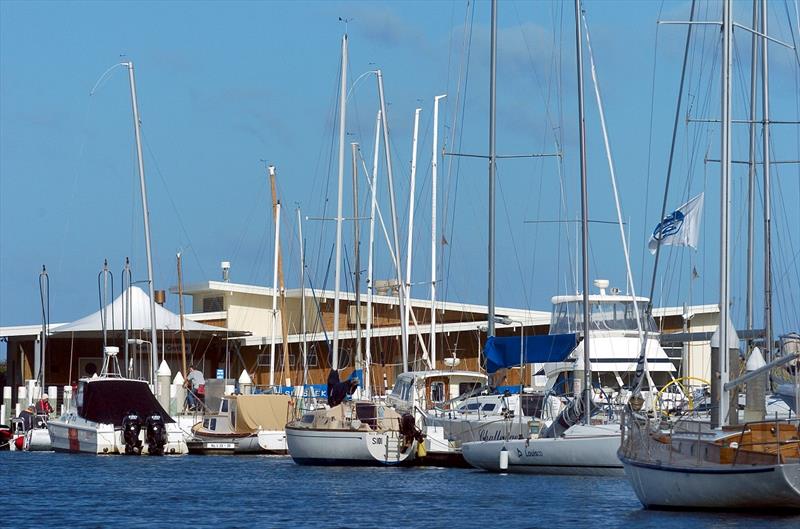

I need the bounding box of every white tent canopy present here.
[54,285,231,335]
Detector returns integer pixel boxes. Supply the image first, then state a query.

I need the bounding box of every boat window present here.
[391,378,413,402]
[301,414,314,424]
[550,300,656,333]
[520,395,546,417]
[430,382,445,404]
[203,418,210,429]
[458,382,481,397]
[209,418,217,431]
[464,402,481,411]
[220,400,228,413]
[481,403,497,412]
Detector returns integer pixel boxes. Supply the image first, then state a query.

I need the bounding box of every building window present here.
[203,296,224,312]
[307,347,319,367]
[257,353,271,367]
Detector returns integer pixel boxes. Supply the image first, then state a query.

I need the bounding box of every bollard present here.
[3,387,11,424]
[157,361,172,413]
[172,372,186,415]
[239,369,253,395]
[744,347,767,422]
[0,405,5,426]
[224,384,235,396]
[26,380,39,406]
[62,385,72,413]
[48,386,57,416]
[710,319,740,428]
[18,386,27,410]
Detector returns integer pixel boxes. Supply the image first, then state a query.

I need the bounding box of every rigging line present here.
[442,0,475,308]
[582,10,645,328]
[641,1,665,291]
[57,93,96,276]
[311,50,343,284]
[495,169,531,310]
[140,133,207,280]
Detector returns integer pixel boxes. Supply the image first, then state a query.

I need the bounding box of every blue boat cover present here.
[484,333,577,373]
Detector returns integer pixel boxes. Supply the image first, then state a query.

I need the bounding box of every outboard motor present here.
[122,411,143,455]
[145,413,167,456]
[399,413,425,451]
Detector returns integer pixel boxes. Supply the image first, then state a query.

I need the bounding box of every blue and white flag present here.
[648,193,704,255]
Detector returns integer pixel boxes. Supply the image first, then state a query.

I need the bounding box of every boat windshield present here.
[550,300,656,334]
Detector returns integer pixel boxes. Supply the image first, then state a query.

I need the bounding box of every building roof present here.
[52,285,245,337]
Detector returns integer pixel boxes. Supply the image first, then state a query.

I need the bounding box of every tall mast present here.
[351,142,363,376]
[125,61,158,385]
[574,0,592,423]
[269,200,281,387]
[745,0,759,339]
[177,252,187,377]
[404,108,422,365]
[718,0,733,427]
[376,70,408,372]
[332,33,348,372]
[430,94,446,368]
[761,0,772,363]
[268,165,292,387]
[366,110,381,398]
[297,207,308,389]
[487,0,498,339]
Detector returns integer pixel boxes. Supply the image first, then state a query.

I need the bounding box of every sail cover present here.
[77,378,173,426]
[484,334,577,374]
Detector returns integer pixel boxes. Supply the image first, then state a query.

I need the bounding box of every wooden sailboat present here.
[618,0,800,509]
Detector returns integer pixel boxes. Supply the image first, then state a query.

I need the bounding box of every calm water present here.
[3,452,799,528]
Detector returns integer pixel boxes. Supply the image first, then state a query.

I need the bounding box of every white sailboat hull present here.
[48,415,187,455]
[286,426,414,466]
[620,456,800,509]
[462,424,623,475]
[257,429,287,453]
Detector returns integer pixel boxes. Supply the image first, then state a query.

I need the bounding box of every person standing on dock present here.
[185,365,205,411]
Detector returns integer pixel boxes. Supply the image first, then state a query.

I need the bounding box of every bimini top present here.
[76,377,173,427]
[484,334,577,374]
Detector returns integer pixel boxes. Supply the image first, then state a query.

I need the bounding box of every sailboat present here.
[47,61,187,455]
[618,0,800,509]
[460,0,658,476]
[285,32,420,466]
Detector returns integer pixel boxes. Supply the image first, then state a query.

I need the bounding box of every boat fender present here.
[499,446,509,470]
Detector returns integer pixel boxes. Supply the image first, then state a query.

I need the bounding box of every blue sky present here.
[1,1,799,345]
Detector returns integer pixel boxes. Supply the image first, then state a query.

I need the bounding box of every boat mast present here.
[487,0,497,340]
[745,0,759,342]
[268,165,292,387]
[332,33,348,373]
[177,251,187,377]
[351,142,363,377]
[297,207,308,389]
[376,70,408,372]
[760,0,772,363]
[125,61,159,385]
[366,110,381,398]
[718,0,733,427]
[404,108,422,366]
[574,0,592,423]
[430,95,446,368]
[269,199,281,387]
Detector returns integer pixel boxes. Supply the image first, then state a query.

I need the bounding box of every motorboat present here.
[187,393,290,454]
[48,348,187,455]
[387,369,563,466]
